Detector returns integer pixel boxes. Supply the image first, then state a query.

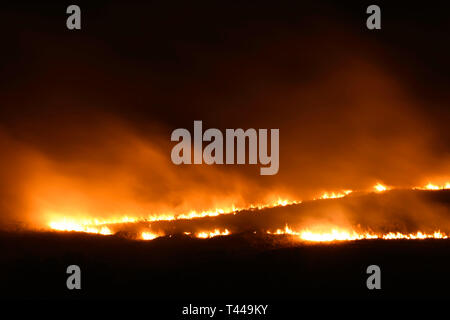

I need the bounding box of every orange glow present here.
[136,226,448,242]
[316,190,352,200]
[47,182,450,240]
[267,224,448,242]
[196,229,230,238]
[300,230,378,241]
[415,182,450,191]
[141,231,161,240]
[374,183,388,192]
[49,220,112,235]
[381,231,448,240]
[46,197,302,234]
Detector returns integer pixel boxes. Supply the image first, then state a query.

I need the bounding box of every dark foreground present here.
[1,230,450,301]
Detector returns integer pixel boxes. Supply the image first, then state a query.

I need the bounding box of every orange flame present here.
[267,224,448,242]
[415,183,450,191]
[374,183,388,192]
[316,190,352,200]
[141,231,161,240]
[47,181,450,239]
[196,229,230,239]
[49,220,112,235]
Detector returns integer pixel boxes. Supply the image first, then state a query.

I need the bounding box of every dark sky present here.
[0,1,449,227]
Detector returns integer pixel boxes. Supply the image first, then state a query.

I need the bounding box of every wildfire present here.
[49,220,112,235]
[196,229,230,239]
[415,183,450,191]
[266,225,448,242]
[137,226,449,242]
[46,198,301,235]
[374,183,388,192]
[300,230,379,242]
[316,190,352,200]
[142,229,231,240]
[47,181,450,240]
[381,231,448,240]
[141,231,161,240]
